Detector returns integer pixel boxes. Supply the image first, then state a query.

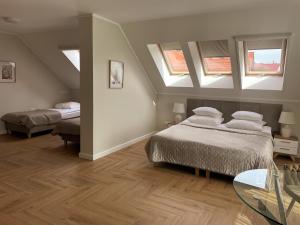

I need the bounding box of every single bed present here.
[145,99,282,177]
[49,108,80,120]
[52,117,80,146]
[2,107,80,138]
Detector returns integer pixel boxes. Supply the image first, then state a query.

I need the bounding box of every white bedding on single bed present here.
[49,108,80,120]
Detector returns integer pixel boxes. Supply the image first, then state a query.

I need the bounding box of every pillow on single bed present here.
[192,107,222,118]
[232,111,263,122]
[188,115,224,126]
[55,102,80,109]
[226,119,263,131]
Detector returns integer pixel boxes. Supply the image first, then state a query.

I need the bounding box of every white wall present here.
[122,6,300,154]
[122,6,300,101]
[0,33,70,133]
[79,15,157,160]
[79,16,94,158]
[20,28,80,100]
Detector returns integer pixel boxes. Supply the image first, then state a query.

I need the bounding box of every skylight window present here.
[244,39,287,76]
[61,49,80,71]
[202,57,232,75]
[188,40,234,89]
[235,34,290,90]
[147,43,193,87]
[198,40,232,76]
[247,49,281,74]
[160,42,189,75]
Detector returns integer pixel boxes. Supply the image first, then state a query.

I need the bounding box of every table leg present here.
[265,218,281,225]
[257,199,286,225]
[286,199,296,217]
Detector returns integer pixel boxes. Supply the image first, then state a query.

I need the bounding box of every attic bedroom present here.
[0,1,300,225]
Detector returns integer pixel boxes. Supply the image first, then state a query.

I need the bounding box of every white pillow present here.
[256,120,267,126]
[232,111,263,121]
[192,107,222,118]
[188,115,224,126]
[226,119,263,131]
[55,102,80,109]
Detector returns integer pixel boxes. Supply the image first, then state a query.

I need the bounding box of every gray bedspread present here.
[145,122,274,176]
[1,110,62,129]
[52,118,80,136]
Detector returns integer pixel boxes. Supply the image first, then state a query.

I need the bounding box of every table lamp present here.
[173,103,185,124]
[279,111,296,138]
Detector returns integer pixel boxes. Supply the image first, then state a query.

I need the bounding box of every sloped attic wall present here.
[122,6,300,152]
[0,33,70,134]
[122,6,300,100]
[20,28,80,101]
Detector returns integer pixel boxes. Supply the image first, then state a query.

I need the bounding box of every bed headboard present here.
[186,99,282,132]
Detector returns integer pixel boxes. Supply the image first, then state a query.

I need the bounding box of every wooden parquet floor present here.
[0,134,296,225]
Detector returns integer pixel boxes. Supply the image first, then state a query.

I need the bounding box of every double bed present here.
[1,106,80,138]
[146,99,282,177]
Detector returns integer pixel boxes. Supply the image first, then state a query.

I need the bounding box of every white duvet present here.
[49,108,80,120]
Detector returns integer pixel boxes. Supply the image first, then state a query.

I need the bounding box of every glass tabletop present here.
[233,167,300,225]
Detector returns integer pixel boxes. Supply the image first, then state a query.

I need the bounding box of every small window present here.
[61,49,80,71]
[244,39,287,76]
[160,42,189,75]
[147,43,193,87]
[236,34,290,91]
[198,40,232,75]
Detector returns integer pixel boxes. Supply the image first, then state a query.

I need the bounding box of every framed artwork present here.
[109,60,124,89]
[0,61,16,83]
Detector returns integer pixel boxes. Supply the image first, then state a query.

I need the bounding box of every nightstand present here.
[273,135,298,161]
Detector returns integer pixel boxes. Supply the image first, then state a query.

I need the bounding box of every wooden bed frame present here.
[194,168,211,178]
[53,117,80,147]
[5,122,56,138]
[59,133,80,147]
[186,98,283,178]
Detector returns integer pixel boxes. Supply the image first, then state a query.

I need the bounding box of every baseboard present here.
[78,152,94,160]
[79,131,157,161]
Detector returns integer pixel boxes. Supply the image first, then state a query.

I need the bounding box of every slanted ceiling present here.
[1,3,299,103]
[0,0,296,33]
[19,28,80,90]
[122,6,300,101]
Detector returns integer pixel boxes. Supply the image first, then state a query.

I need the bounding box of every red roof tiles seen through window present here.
[203,57,232,74]
[163,50,189,74]
[248,52,280,73]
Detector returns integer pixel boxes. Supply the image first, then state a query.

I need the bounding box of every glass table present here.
[233,167,300,225]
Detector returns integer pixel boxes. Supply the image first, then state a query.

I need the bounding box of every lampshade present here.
[279,111,296,125]
[173,103,185,114]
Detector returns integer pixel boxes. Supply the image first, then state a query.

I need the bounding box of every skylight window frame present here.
[147,43,194,87]
[158,44,189,76]
[196,42,232,76]
[60,48,80,71]
[243,39,287,77]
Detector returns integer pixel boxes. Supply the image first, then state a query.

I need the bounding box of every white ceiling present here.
[0,0,298,33]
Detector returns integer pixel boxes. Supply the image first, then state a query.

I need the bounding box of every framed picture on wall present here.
[109,60,124,89]
[0,61,16,83]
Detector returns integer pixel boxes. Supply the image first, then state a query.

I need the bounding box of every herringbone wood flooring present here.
[0,134,296,225]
